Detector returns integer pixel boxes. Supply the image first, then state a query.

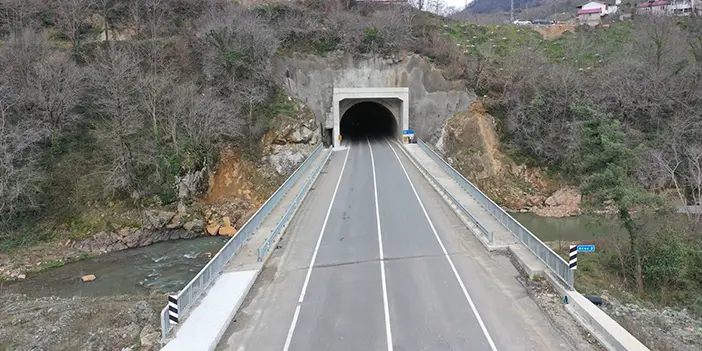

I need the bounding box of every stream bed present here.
[0,237,228,298]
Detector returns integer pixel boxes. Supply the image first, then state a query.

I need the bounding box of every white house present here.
[638,0,672,15]
[576,1,620,26]
[638,0,699,15]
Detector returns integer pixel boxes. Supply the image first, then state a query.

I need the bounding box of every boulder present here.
[206,224,221,235]
[268,145,306,175]
[218,216,237,237]
[544,187,581,207]
[139,325,160,348]
[143,210,176,229]
[183,219,204,232]
[166,214,184,229]
[289,126,313,143]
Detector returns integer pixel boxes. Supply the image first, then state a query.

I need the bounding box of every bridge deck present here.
[215,140,574,351]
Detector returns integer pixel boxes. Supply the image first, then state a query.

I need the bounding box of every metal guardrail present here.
[258,147,333,260]
[398,142,493,244]
[160,143,325,341]
[417,139,574,289]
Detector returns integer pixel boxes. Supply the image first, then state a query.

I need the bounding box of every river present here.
[0,213,623,298]
[0,237,227,298]
[509,212,625,243]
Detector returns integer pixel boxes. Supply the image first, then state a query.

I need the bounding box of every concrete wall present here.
[272,53,476,141]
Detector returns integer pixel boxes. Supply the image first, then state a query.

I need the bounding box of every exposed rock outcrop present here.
[533,187,582,217]
[72,228,199,254]
[434,101,558,212]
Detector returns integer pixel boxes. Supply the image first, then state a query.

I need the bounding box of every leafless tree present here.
[29,52,83,136]
[0,84,45,221]
[174,83,243,157]
[50,0,94,61]
[0,0,44,35]
[88,47,144,198]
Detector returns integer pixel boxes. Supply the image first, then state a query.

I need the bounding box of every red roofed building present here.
[576,1,620,26]
[637,0,699,16]
[638,0,671,14]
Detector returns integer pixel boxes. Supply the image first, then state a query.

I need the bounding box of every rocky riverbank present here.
[601,294,702,351]
[0,294,163,351]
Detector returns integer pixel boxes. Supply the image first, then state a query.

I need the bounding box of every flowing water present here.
[0,237,228,298]
[0,213,627,299]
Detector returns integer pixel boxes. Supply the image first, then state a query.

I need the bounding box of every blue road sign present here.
[402,129,415,135]
[577,244,595,253]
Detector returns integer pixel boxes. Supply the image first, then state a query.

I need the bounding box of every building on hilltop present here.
[576,1,620,26]
[637,0,699,16]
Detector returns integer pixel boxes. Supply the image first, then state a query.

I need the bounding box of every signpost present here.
[402,129,415,143]
[576,244,595,253]
[569,244,596,270]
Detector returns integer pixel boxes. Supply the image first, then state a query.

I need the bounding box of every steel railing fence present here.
[398,142,493,244]
[417,139,574,289]
[258,147,332,260]
[161,143,326,341]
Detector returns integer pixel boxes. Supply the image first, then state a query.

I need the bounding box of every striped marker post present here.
[168,295,179,324]
[569,245,577,270]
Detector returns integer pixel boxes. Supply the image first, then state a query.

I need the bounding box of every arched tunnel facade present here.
[331,88,409,148]
[339,101,398,142]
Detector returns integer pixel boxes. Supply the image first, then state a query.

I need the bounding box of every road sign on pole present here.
[569,245,577,270]
[577,244,596,253]
[402,129,415,143]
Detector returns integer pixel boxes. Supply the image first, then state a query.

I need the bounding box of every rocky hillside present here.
[433,101,581,217]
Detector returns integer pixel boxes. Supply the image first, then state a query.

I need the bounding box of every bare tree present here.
[88,47,144,198]
[50,0,94,61]
[28,52,83,137]
[0,0,44,35]
[0,84,45,221]
[174,83,243,158]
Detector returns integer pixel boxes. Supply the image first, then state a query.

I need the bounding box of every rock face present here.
[177,168,206,200]
[266,145,309,175]
[435,101,553,211]
[533,187,582,217]
[72,216,201,255]
[272,53,475,141]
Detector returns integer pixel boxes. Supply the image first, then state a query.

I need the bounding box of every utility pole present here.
[510,0,514,22]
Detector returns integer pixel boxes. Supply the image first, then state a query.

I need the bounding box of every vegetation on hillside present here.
[0,0,450,253]
[438,18,702,314]
[2,0,701,321]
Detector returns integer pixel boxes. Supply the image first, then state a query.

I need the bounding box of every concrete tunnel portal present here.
[340,102,398,142]
[332,88,410,148]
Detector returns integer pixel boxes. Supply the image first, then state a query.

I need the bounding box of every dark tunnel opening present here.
[340,102,398,142]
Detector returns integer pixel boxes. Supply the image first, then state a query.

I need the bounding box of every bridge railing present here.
[417,139,574,289]
[258,147,333,260]
[160,143,325,341]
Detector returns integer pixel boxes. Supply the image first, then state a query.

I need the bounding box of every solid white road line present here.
[367,138,394,351]
[282,144,352,351]
[385,139,499,351]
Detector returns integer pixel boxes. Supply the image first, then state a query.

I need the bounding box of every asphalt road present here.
[216,139,573,351]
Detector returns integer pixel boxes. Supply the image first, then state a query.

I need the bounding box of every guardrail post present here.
[168,295,179,324]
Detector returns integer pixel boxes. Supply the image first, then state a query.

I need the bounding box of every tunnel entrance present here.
[339,101,398,142]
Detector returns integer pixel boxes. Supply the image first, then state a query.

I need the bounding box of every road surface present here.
[216,139,573,351]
